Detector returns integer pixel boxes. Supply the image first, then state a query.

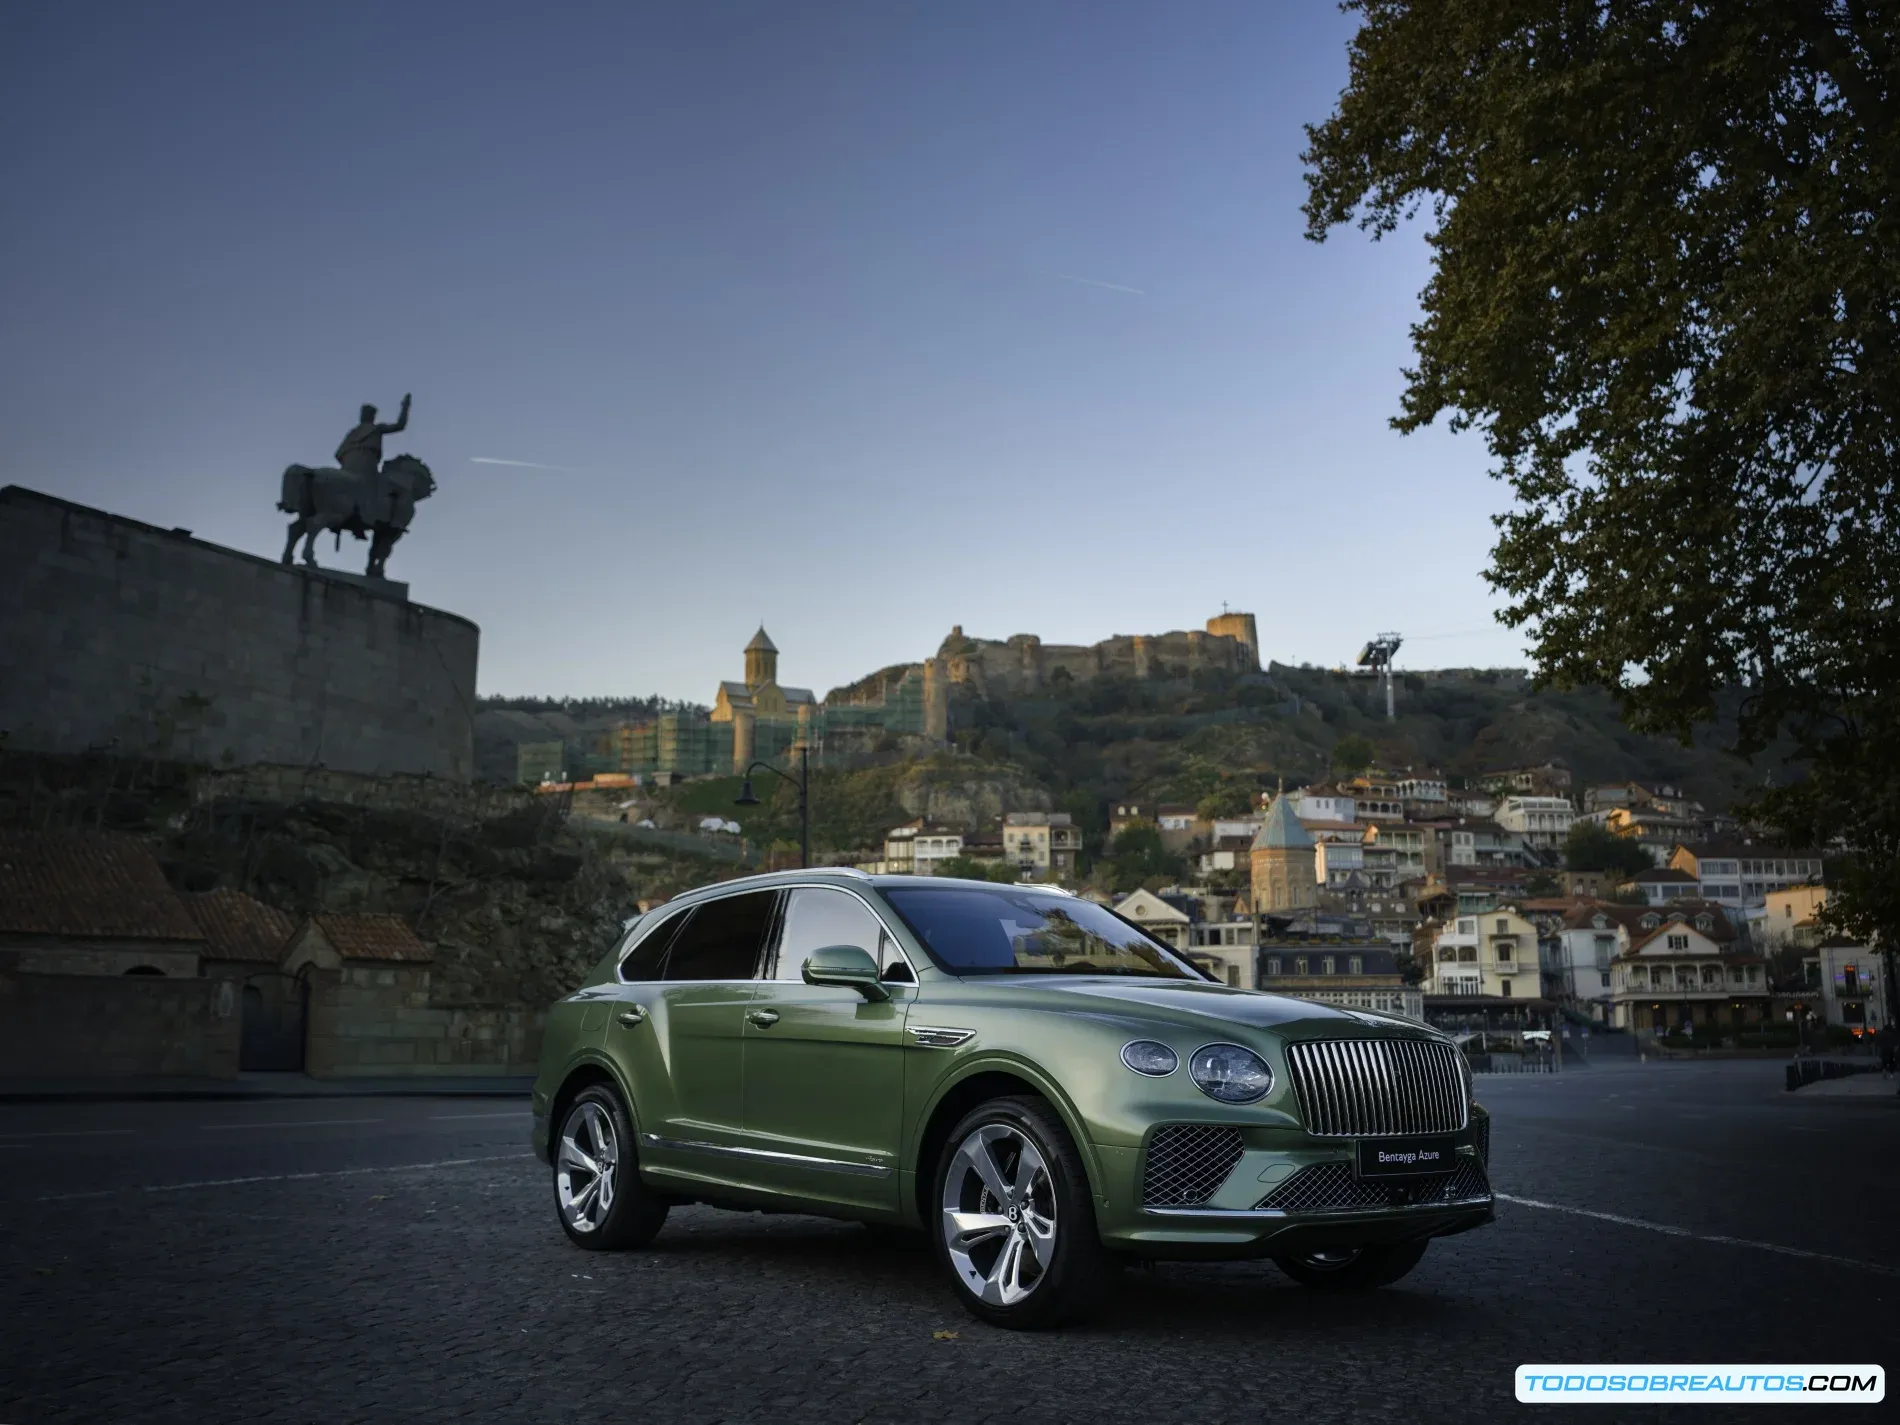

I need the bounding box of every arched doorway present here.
[239,971,308,1072]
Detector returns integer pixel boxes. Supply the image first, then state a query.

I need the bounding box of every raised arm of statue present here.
[378,393,412,436]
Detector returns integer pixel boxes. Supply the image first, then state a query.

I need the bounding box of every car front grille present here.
[1285,1038,1468,1137]
[1254,1157,1491,1214]
[1475,1113,1490,1168]
[1141,1125,1245,1207]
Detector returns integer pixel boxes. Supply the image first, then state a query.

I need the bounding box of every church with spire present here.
[709,626,818,773]
[1250,787,1319,914]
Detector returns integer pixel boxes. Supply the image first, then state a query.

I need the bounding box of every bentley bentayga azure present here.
[532,870,1493,1328]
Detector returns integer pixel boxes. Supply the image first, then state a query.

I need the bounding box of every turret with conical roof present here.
[1250,790,1318,913]
[744,626,779,690]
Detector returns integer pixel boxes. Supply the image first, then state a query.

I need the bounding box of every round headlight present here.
[1188,1043,1273,1104]
[1120,1039,1179,1077]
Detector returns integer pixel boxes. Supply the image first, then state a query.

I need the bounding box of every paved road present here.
[1,1062,1895,1424]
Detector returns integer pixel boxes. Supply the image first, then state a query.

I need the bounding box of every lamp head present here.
[735,779,760,807]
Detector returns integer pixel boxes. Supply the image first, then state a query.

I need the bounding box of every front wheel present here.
[1274,1240,1429,1290]
[933,1095,1107,1329]
[553,1085,669,1250]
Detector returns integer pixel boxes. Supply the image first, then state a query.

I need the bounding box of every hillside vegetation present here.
[645,664,1779,860]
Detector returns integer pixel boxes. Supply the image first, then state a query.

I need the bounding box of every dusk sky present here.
[1,1,1528,702]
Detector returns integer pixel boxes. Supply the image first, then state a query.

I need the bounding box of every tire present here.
[552,1084,668,1250]
[1274,1240,1429,1291]
[933,1095,1108,1329]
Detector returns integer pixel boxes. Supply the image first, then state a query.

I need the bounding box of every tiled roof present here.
[1632,867,1697,882]
[184,888,295,963]
[1253,794,1314,851]
[313,913,432,962]
[0,831,203,942]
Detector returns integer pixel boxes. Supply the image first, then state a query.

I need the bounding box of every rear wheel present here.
[1274,1240,1428,1290]
[553,1085,668,1250]
[933,1095,1107,1329]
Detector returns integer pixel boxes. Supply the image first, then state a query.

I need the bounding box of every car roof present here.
[663,869,1077,905]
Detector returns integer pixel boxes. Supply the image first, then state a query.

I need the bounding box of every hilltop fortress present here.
[932,612,1260,699]
[521,612,1262,782]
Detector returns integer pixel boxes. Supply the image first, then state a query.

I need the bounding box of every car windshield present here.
[882,886,1201,979]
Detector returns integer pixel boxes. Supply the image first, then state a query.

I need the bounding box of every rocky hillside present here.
[0,752,742,1008]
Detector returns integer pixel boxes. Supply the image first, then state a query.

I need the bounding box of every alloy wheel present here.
[939,1122,1057,1305]
[557,1100,619,1233]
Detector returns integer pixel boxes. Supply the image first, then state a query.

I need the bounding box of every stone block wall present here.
[304,965,544,1077]
[0,486,479,780]
[0,969,240,1078]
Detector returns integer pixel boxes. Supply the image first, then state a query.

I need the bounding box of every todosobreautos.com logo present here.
[1515,1365,1884,1404]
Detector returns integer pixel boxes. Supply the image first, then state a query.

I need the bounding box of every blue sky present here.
[0,0,1527,701]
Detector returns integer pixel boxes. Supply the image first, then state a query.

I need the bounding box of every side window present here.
[620,909,689,982]
[664,891,779,981]
[772,888,897,983]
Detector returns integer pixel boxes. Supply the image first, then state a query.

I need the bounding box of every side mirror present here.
[802,943,890,1001]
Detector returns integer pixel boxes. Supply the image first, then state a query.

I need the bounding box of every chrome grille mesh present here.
[1285,1038,1468,1137]
[1475,1114,1490,1168]
[1255,1158,1491,1213]
[1141,1125,1245,1207]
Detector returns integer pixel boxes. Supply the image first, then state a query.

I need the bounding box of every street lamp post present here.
[735,743,810,869]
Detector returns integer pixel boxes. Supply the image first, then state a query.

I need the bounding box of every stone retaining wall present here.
[304,965,544,1077]
[0,969,240,1078]
[0,485,479,780]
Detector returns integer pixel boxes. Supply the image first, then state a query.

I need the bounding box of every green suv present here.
[531,870,1493,1328]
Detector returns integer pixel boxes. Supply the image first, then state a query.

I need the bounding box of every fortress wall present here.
[0,486,478,780]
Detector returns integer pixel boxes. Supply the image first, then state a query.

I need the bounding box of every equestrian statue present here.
[279,393,436,578]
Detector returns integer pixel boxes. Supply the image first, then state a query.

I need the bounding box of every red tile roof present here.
[313,913,432,962]
[184,888,295,963]
[0,831,203,942]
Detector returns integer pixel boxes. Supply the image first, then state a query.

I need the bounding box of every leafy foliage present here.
[934,856,1022,883]
[1563,822,1657,878]
[1330,733,1376,776]
[1103,825,1187,893]
[1305,0,1900,947]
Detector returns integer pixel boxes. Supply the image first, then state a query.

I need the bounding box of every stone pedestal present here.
[300,566,409,602]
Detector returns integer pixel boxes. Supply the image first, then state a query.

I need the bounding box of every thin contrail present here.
[471,457,571,471]
[1055,273,1147,296]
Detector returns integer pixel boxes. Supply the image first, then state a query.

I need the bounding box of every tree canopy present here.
[1330,733,1377,776]
[1305,1,1899,948]
[1564,822,1658,878]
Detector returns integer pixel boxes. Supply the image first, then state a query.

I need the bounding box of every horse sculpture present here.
[278,453,436,578]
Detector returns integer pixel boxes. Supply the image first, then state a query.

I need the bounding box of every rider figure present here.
[336,395,411,522]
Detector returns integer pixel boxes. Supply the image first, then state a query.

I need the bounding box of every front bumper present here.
[1092,1111,1494,1260]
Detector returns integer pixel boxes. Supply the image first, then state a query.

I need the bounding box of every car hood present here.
[998,976,1439,1038]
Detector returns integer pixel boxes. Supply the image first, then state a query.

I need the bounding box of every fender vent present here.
[1142,1125,1245,1207]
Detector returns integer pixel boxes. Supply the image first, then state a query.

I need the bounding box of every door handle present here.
[617,1006,648,1026]
[746,1009,780,1028]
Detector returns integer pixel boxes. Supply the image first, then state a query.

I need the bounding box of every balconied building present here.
[1668,842,1826,909]
[1002,812,1081,882]
[1493,795,1576,852]
[1609,912,1769,1035]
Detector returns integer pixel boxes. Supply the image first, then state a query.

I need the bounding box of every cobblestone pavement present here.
[1,1064,1895,1424]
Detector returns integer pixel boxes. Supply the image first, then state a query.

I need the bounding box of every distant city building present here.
[1493,794,1576,851]
[1255,936,1423,1022]
[1002,812,1080,882]
[881,820,965,877]
[1667,843,1826,908]
[1807,943,1888,1034]
[1250,793,1318,914]
[1476,762,1573,796]
[1609,910,1768,1035]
